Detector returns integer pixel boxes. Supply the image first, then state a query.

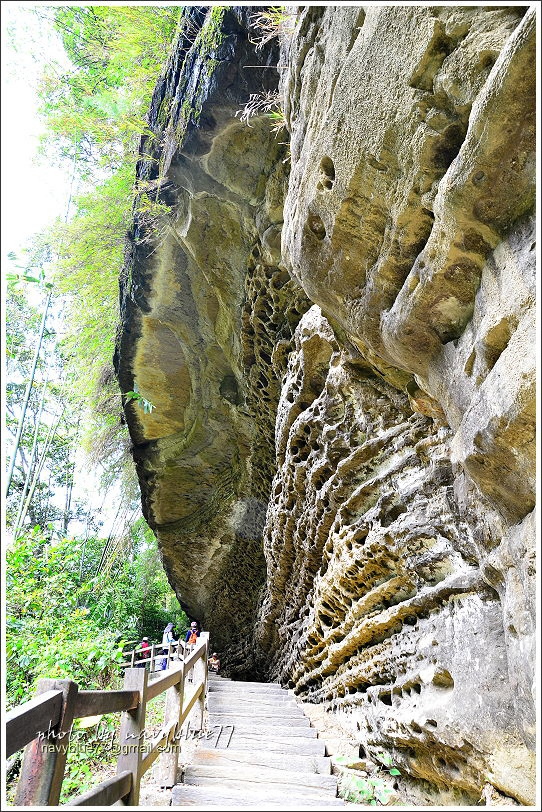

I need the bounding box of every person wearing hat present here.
[208,652,220,673]
[185,621,200,652]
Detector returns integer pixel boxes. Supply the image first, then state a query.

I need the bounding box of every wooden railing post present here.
[150,643,155,674]
[192,636,208,733]
[116,667,147,806]
[157,662,185,788]
[14,678,78,806]
[167,641,173,670]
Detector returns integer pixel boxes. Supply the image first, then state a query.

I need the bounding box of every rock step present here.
[208,680,291,694]
[208,713,310,728]
[208,685,292,696]
[184,764,338,793]
[173,677,343,807]
[171,784,346,807]
[211,733,326,755]
[192,746,331,774]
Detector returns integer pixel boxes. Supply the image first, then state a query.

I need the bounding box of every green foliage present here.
[38,6,180,171]
[123,381,155,414]
[4,282,87,532]
[4,287,43,365]
[29,6,180,487]
[340,773,393,805]
[5,523,187,708]
[6,529,121,705]
[48,164,134,406]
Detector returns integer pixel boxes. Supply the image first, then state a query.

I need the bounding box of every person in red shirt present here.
[137,637,151,669]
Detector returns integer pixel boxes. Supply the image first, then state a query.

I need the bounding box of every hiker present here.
[137,637,150,669]
[161,622,177,670]
[185,621,200,652]
[208,652,220,673]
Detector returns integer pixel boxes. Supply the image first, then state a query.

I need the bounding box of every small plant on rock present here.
[123,381,155,414]
[235,90,287,134]
[336,752,401,806]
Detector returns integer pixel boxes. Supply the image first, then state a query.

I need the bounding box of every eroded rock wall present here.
[255,308,534,804]
[253,4,535,804]
[116,4,536,804]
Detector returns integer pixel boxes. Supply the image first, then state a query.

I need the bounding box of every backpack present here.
[188,630,198,645]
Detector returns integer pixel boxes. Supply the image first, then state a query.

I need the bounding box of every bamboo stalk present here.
[6,289,52,497]
[13,375,48,534]
[16,409,65,533]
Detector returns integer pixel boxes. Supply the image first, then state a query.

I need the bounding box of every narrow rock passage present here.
[171,674,346,808]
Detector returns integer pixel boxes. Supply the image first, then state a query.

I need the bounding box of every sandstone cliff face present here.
[115,5,536,804]
[115,7,313,664]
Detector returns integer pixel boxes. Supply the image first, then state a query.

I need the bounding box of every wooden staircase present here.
[171,674,346,807]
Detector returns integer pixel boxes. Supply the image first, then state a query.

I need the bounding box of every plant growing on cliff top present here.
[249,6,297,50]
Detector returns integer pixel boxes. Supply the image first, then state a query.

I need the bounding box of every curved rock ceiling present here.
[115,6,536,804]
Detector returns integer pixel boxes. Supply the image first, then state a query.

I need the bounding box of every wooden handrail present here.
[146,662,183,701]
[179,682,204,722]
[140,679,205,776]
[70,770,132,806]
[74,690,140,718]
[182,643,204,672]
[120,640,184,664]
[5,689,64,759]
[7,632,209,806]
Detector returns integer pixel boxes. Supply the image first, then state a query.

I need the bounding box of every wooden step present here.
[207,702,304,717]
[192,746,331,774]
[211,733,326,755]
[184,764,338,793]
[208,713,311,727]
[214,722,318,738]
[207,691,299,708]
[208,678,283,690]
[171,783,346,807]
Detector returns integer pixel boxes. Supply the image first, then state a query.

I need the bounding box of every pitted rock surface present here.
[115,5,536,804]
[280,5,535,522]
[255,307,534,804]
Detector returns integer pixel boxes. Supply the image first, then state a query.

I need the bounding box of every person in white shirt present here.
[161,622,177,670]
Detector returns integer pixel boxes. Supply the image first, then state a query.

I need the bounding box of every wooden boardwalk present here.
[172,674,346,808]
